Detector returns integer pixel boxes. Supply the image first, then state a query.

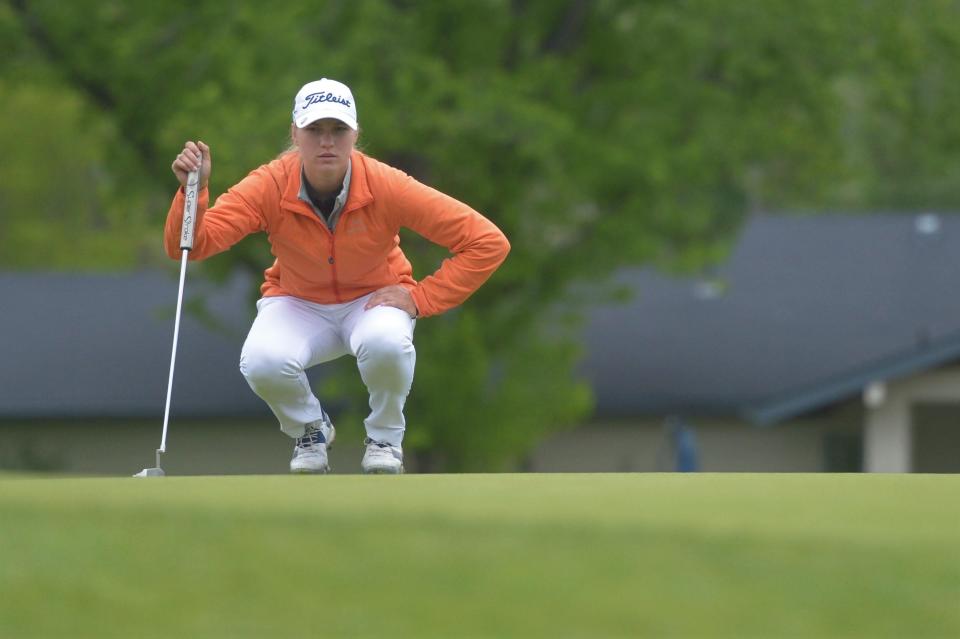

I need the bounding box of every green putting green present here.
[1,473,957,638]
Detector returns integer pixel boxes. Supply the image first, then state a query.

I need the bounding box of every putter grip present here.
[181,170,200,250]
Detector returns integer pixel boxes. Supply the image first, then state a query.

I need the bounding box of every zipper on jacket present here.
[328,232,342,303]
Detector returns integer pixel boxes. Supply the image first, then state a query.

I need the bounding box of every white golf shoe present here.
[290,413,336,474]
[361,438,404,474]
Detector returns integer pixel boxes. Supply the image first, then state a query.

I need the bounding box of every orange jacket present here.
[164,150,510,317]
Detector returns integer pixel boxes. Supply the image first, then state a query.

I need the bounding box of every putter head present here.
[133,467,165,478]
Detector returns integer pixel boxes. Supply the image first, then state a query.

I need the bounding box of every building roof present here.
[3,213,959,424]
[0,269,269,419]
[580,213,960,423]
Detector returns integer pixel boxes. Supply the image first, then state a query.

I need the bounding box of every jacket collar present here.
[281,149,373,216]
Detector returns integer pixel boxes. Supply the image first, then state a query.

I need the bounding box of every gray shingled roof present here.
[3,213,959,424]
[0,269,268,418]
[580,213,960,423]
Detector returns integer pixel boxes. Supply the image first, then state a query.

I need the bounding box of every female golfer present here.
[166,78,509,474]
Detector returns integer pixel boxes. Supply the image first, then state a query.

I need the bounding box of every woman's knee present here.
[352,306,415,362]
[240,344,302,386]
[356,331,415,393]
[356,330,414,365]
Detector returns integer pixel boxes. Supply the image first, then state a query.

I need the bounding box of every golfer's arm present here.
[164,180,269,260]
[395,179,510,317]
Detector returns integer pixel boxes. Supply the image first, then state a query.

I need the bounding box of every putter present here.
[134,167,200,478]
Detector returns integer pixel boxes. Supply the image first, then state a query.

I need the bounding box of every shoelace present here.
[297,425,326,449]
[364,438,401,463]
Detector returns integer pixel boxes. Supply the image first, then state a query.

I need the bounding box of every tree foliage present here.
[5,0,960,468]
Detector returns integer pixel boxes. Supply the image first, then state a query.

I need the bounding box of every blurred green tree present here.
[5,0,960,469]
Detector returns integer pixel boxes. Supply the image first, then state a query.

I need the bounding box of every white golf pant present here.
[239,294,415,447]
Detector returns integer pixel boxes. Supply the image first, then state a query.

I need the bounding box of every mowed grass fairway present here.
[1,473,957,638]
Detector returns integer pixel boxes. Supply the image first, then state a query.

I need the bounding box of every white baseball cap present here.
[292,78,358,130]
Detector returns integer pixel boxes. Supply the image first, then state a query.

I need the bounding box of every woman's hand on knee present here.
[364,285,418,318]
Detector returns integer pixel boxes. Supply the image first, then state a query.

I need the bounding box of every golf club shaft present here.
[160,248,189,454]
[159,169,199,454]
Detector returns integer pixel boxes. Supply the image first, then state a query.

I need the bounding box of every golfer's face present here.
[294,118,356,177]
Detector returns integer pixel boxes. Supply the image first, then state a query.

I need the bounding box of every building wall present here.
[4,415,846,475]
[528,411,863,473]
[912,403,960,473]
[5,399,955,474]
[864,365,960,473]
[0,418,368,476]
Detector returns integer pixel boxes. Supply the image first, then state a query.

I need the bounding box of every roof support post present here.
[863,390,912,473]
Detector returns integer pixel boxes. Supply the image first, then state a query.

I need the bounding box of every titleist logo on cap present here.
[293,78,358,129]
[301,91,352,110]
